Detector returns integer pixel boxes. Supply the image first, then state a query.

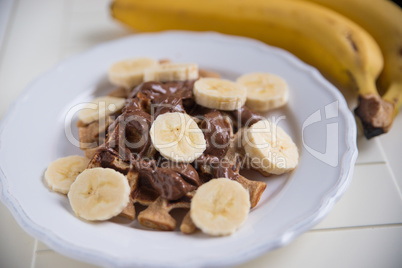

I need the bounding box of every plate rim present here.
[0,30,358,268]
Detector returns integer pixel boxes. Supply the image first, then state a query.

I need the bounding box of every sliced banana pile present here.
[243,120,299,175]
[150,112,206,163]
[237,72,289,112]
[108,58,199,88]
[45,155,90,194]
[190,178,250,236]
[68,167,130,221]
[78,96,125,124]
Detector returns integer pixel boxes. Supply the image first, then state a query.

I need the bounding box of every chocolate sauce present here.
[93,80,253,200]
[196,154,239,181]
[131,159,200,200]
[104,107,152,161]
[129,81,194,116]
[200,110,231,158]
[91,149,130,175]
[231,105,263,128]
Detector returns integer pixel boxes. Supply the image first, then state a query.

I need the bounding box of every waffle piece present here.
[235,175,266,208]
[78,117,111,148]
[78,116,114,158]
[158,59,171,64]
[199,69,221,78]
[119,170,139,220]
[137,192,194,231]
[180,211,197,234]
[88,149,130,175]
[123,167,196,231]
[83,147,100,159]
[108,87,130,98]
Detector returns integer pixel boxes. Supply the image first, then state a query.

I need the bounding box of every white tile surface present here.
[0,0,14,54]
[65,7,131,48]
[35,251,98,268]
[71,0,113,14]
[36,241,51,252]
[356,135,386,164]
[0,0,65,118]
[32,226,402,268]
[0,203,35,268]
[314,164,402,229]
[236,226,402,268]
[59,46,94,61]
[379,113,402,196]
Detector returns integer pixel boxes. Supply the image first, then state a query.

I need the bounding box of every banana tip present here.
[354,94,394,139]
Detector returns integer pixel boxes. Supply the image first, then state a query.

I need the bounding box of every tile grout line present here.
[354,161,387,166]
[376,138,402,199]
[30,239,38,268]
[310,223,402,233]
[36,249,54,254]
[0,0,18,64]
[0,0,18,118]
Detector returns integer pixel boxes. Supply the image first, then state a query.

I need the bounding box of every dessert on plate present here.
[45,58,299,236]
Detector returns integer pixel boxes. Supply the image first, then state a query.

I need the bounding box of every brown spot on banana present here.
[346,32,358,52]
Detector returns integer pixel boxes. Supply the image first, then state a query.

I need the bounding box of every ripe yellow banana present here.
[294,0,402,137]
[111,0,387,138]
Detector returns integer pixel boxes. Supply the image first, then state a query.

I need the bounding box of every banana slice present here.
[45,155,90,194]
[68,167,130,221]
[242,120,298,175]
[78,96,125,125]
[193,78,247,111]
[108,58,158,89]
[190,178,250,236]
[143,63,199,82]
[236,72,289,112]
[149,112,206,163]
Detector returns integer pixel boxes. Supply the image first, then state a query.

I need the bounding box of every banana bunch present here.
[111,0,402,138]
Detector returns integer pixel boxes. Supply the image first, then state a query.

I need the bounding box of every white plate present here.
[0,31,357,267]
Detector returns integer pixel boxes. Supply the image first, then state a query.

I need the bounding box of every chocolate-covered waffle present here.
[85,77,268,232]
[46,60,299,236]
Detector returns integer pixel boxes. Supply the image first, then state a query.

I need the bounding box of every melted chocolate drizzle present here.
[93,81,262,200]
